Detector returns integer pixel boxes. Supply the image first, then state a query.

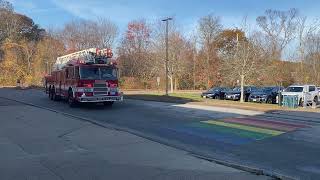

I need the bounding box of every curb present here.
[191,154,296,180]
[0,96,296,180]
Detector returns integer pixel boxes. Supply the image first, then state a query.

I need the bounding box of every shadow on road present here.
[124,94,198,104]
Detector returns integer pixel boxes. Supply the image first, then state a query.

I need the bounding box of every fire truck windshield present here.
[80,67,117,80]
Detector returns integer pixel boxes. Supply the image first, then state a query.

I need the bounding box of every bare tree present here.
[151,19,188,92]
[221,18,264,102]
[0,0,13,11]
[198,14,222,89]
[188,32,198,90]
[168,31,189,91]
[304,28,320,84]
[96,18,118,48]
[256,8,299,60]
[3,40,37,75]
[224,39,263,102]
[59,19,118,51]
[118,19,158,89]
[293,17,320,84]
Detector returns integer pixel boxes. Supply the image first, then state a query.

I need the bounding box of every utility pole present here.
[162,17,172,96]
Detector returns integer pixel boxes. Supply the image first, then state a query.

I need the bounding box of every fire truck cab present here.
[45,48,123,107]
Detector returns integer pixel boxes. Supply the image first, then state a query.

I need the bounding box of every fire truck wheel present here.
[68,92,77,107]
[50,88,54,101]
[52,91,59,101]
[48,87,51,99]
[48,89,51,99]
[103,102,114,106]
[299,98,303,107]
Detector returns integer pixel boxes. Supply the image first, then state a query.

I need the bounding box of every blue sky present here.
[8,0,320,34]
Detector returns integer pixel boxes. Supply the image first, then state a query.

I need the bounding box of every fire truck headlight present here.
[76,88,84,92]
[84,88,93,92]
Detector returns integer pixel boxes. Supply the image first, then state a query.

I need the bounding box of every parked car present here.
[201,87,230,99]
[224,87,241,101]
[224,86,257,101]
[248,86,283,104]
[281,85,319,106]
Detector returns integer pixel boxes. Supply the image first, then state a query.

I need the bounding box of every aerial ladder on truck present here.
[53,48,113,71]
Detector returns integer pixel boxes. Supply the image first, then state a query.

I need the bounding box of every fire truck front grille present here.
[94,91,108,95]
[93,87,108,92]
[94,83,106,87]
[93,84,108,96]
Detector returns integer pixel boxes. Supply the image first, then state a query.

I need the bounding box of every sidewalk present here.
[0,98,268,180]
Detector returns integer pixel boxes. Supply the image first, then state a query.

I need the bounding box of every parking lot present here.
[201,85,320,109]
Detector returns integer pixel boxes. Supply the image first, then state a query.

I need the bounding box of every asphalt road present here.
[1,88,320,179]
[0,97,269,180]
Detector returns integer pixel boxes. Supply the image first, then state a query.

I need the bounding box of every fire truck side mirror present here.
[107,53,113,58]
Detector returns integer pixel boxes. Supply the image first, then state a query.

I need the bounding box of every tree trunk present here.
[170,75,174,93]
[27,54,32,75]
[193,51,196,90]
[240,74,245,103]
[174,78,178,91]
[206,48,210,89]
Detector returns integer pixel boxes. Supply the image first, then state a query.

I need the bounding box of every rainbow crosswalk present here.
[171,117,307,145]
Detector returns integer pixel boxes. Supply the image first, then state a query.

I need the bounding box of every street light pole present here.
[162,17,172,96]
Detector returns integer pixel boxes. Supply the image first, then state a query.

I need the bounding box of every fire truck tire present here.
[314,96,318,104]
[52,91,59,101]
[50,88,54,101]
[103,102,114,106]
[68,91,77,107]
[50,87,59,101]
[299,98,303,107]
[48,86,52,99]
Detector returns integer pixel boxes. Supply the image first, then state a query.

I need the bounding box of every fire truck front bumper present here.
[78,95,123,103]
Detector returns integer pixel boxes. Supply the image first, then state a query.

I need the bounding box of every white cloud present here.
[51,0,158,23]
[51,0,95,19]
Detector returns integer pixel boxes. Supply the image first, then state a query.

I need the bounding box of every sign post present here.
[156,77,160,94]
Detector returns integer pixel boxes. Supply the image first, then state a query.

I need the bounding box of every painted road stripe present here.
[190,122,272,140]
[222,118,301,132]
[167,126,253,145]
[202,120,284,136]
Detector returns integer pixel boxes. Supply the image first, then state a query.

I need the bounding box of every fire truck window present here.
[80,67,117,80]
[65,67,74,79]
[69,67,74,79]
[80,67,100,80]
[309,86,315,92]
[74,67,79,78]
[65,69,69,79]
[57,71,60,82]
[100,68,117,79]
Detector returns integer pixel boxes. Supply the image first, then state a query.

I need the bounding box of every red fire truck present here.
[44,48,123,107]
